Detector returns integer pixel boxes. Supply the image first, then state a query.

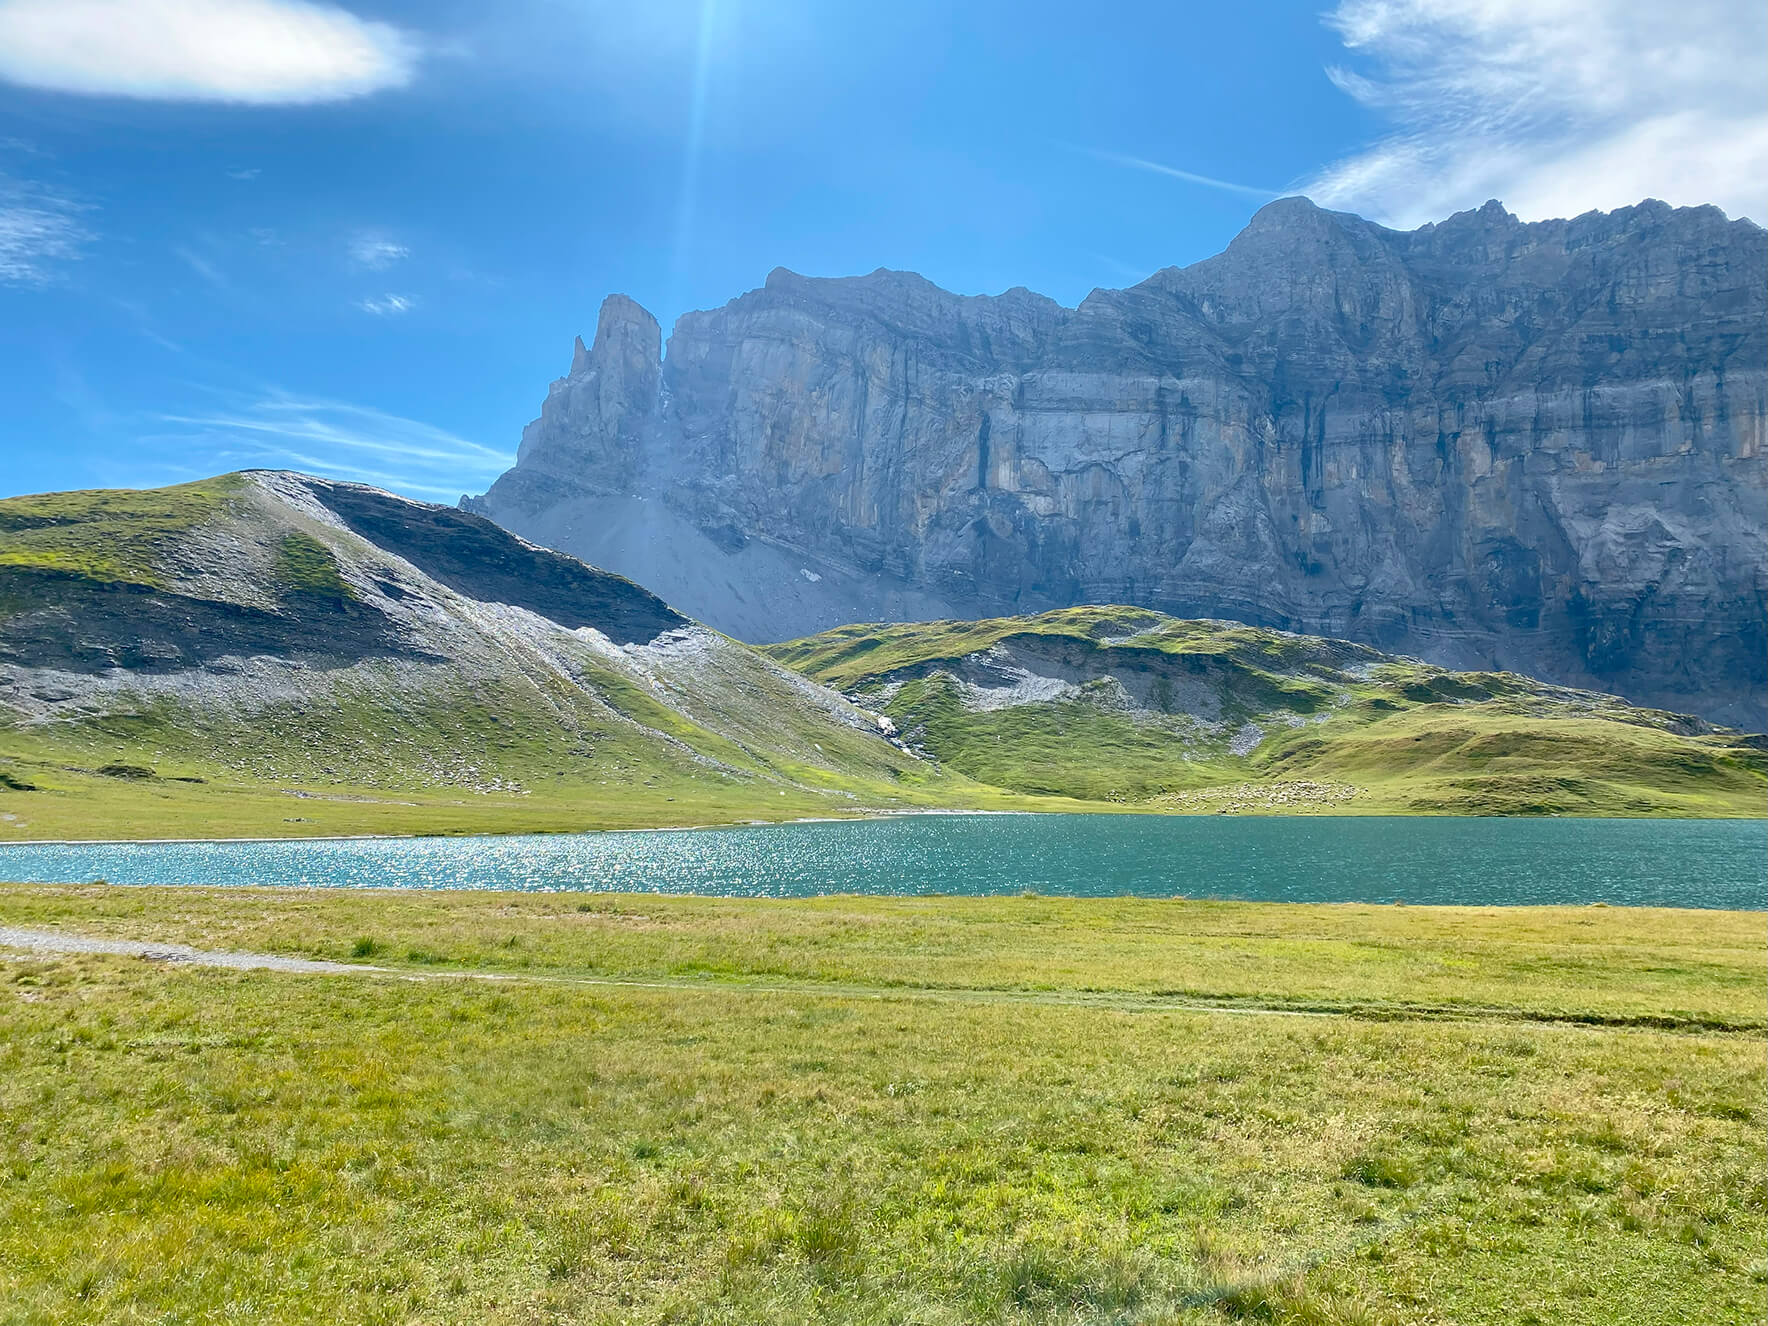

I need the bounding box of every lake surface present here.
[0,815,1762,908]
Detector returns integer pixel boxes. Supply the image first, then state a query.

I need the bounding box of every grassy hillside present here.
[0,474,1040,841]
[3,476,1759,838]
[0,475,246,589]
[769,607,1767,817]
[1,885,1762,1323]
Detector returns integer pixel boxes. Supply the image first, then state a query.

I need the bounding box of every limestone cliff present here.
[471,197,1768,726]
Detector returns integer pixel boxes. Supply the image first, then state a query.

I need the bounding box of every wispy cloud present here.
[0,0,418,104]
[357,292,414,316]
[349,233,409,269]
[173,244,228,288]
[1079,148,1282,201]
[147,393,512,501]
[1304,0,1768,226]
[0,177,89,283]
[111,297,186,354]
[226,167,261,181]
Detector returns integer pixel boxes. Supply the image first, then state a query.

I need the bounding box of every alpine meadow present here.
[1,1,1763,1322]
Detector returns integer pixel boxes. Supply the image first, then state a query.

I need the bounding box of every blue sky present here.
[2,0,1763,502]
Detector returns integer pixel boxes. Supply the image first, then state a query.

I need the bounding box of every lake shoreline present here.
[0,805,1054,848]
[2,877,1761,917]
[3,806,1762,848]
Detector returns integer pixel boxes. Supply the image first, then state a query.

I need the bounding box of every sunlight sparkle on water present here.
[0,815,1762,908]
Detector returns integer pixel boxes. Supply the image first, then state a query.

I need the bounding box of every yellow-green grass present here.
[770,609,1767,819]
[2,884,1763,1029]
[0,759,1078,841]
[0,700,1083,843]
[0,674,1080,842]
[0,886,1762,1324]
[767,608,1346,693]
[0,476,247,590]
[1258,706,1765,818]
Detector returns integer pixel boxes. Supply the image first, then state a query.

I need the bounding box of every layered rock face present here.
[471,198,1768,726]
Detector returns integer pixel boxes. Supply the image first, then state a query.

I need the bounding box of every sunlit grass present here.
[0,884,1761,1324]
[769,608,1767,818]
[0,475,245,590]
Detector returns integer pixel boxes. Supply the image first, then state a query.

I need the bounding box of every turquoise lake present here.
[0,815,1761,908]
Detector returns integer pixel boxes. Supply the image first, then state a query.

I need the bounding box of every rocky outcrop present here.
[471,198,1768,726]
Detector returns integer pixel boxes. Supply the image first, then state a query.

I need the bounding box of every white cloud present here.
[0,180,88,283]
[349,234,409,269]
[150,394,512,500]
[1304,0,1768,226]
[357,292,414,316]
[0,0,417,104]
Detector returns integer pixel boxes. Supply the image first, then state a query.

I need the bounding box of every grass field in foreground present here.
[1,886,1764,1325]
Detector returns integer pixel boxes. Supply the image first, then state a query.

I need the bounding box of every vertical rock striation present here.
[470,197,1768,726]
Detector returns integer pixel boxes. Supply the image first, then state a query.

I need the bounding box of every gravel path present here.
[0,926,385,975]
[0,924,1324,1015]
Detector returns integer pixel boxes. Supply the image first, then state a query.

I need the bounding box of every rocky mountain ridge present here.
[470,196,1767,726]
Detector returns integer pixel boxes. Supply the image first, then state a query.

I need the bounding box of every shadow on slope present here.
[308,479,686,645]
[0,568,419,674]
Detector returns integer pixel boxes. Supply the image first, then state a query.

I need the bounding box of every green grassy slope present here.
[1,886,1762,1324]
[769,607,1767,817]
[0,475,247,589]
[0,474,1047,840]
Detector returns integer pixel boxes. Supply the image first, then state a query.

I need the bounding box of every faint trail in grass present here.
[2,925,1759,1034]
[0,926,386,975]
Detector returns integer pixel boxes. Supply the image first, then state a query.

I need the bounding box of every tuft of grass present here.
[1342,1149,1421,1190]
[272,532,355,601]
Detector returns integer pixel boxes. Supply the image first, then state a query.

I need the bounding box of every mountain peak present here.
[594,294,659,352]
[475,198,1768,728]
[1220,194,1384,257]
[1245,194,1324,226]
